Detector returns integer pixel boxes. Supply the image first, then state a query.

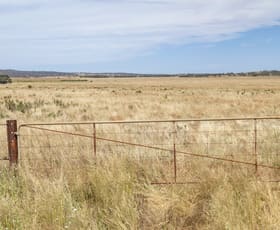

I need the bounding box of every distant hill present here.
[0,69,77,77]
[179,70,280,78]
[0,69,280,78]
[77,70,280,78]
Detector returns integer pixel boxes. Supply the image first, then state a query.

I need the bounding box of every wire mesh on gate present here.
[255,119,280,181]
[0,124,8,164]
[18,118,280,183]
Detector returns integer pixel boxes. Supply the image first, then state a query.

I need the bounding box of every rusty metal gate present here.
[16,117,280,184]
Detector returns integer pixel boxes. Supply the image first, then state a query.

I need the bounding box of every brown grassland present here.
[0,76,280,229]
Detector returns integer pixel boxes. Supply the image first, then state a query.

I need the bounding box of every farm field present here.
[1,76,280,229]
[2,76,280,122]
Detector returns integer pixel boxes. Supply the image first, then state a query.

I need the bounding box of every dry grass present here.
[0,76,280,229]
[2,76,280,122]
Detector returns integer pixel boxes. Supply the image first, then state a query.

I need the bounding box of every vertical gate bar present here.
[6,120,19,167]
[230,124,234,171]
[93,123,97,158]
[206,131,209,155]
[173,121,177,183]
[254,119,258,174]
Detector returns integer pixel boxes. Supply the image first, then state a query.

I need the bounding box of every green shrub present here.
[3,96,32,113]
[0,75,12,84]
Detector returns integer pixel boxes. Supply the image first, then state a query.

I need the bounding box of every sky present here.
[0,0,280,73]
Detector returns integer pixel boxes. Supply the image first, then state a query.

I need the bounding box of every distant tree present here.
[0,75,12,84]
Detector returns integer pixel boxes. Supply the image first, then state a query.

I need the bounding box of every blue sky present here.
[1,0,280,73]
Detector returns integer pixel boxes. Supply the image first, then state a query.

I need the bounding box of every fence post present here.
[7,120,19,167]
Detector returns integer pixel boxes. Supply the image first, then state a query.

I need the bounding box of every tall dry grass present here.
[1,157,280,229]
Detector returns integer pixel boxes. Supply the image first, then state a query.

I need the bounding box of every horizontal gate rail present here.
[18,116,280,127]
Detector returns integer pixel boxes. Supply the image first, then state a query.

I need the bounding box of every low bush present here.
[0,75,12,84]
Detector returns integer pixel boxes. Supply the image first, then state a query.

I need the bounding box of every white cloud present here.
[0,0,280,68]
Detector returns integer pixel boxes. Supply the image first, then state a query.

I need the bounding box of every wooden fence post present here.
[7,120,18,167]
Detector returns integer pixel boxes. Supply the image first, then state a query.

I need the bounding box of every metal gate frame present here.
[13,116,280,183]
[2,117,280,183]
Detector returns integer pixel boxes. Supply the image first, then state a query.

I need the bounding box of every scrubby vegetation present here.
[0,75,12,84]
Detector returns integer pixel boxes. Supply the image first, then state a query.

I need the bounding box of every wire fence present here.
[0,124,8,164]
[17,117,280,183]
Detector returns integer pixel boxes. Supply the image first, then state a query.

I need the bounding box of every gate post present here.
[7,120,19,167]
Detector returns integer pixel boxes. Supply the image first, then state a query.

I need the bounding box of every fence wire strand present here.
[0,124,8,162]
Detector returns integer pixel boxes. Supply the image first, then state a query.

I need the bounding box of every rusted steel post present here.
[93,123,97,158]
[173,121,177,183]
[6,120,19,166]
[254,119,258,174]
